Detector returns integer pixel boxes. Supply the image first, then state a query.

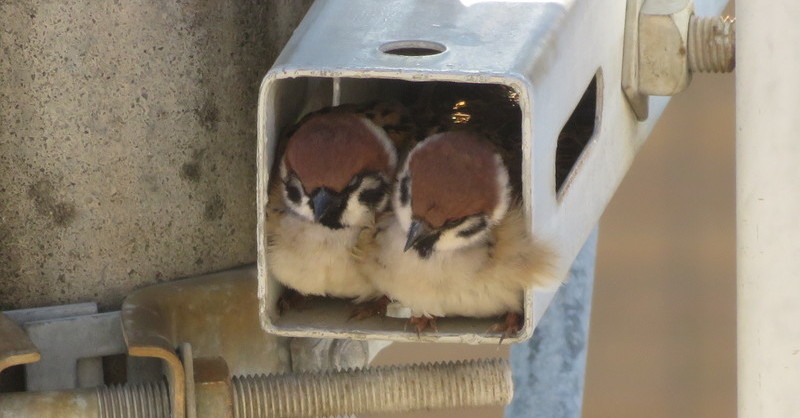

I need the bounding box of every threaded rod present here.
[231,358,512,418]
[1,360,510,417]
[97,380,170,418]
[689,16,736,73]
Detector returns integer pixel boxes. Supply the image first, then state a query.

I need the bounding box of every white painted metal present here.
[737,1,800,416]
[256,0,725,344]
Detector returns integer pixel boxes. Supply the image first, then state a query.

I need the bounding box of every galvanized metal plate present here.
[257,0,660,343]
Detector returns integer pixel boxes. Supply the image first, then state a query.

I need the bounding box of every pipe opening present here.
[266,77,530,341]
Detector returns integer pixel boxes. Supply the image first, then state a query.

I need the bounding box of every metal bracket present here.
[3,303,106,391]
[24,312,125,391]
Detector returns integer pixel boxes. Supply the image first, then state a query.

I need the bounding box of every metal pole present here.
[737,1,800,417]
[506,229,597,418]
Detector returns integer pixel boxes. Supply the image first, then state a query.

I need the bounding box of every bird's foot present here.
[407,316,438,337]
[488,312,523,343]
[277,289,309,315]
[348,295,391,320]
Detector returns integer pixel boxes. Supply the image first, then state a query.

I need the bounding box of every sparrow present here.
[266,102,417,309]
[360,131,559,338]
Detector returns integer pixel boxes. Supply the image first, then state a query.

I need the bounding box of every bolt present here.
[624,0,737,120]
[0,359,511,417]
[689,16,736,73]
[231,358,512,418]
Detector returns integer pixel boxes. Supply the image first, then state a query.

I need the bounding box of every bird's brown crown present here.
[409,132,501,228]
[284,113,393,193]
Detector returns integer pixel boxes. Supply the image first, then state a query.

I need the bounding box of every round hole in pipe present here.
[380,40,446,56]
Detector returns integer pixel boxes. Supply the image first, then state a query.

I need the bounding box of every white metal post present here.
[737,1,800,416]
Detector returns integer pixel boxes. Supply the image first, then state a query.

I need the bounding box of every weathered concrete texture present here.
[506,229,597,418]
[0,0,314,310]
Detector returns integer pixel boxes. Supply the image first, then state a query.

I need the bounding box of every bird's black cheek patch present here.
[457,219,488,238]
[318,204,346,229]
[399,176,410,206]
[359,188,386,208]
[285,184,302,204]
[319,217,345,230]
[314,190,349,230]
[413,233,440,259]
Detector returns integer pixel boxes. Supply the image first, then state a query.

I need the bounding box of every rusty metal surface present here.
[0,388,100,418]
[121,266,291,418]
[193,357,233,418]
[231,358,512,417]
[0,313,40,375]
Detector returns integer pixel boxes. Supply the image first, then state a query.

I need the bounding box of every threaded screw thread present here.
[231,358,512,418]
[97,380,171,418]
[689,16,736,73]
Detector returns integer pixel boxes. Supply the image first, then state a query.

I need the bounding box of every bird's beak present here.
[404,220,434,252]
[312,188,342,223]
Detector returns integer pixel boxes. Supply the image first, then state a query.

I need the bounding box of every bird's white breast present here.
[267,213,378,300]
[366,219,525,318]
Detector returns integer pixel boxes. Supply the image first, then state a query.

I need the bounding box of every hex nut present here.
[638,0,694,96]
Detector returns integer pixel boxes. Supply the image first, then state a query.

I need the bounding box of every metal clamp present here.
[1,265,514,417]
[120,267,293,418]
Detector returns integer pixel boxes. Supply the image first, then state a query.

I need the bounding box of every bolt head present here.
[638,0,694,96]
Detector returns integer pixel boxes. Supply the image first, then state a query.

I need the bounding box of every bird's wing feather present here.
[486,205,560,290]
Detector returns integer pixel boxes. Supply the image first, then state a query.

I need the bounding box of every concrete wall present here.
[0,0,313,310]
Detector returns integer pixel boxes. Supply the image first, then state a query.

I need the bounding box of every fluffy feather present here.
[361,205,558,318]
[266,187,379,301]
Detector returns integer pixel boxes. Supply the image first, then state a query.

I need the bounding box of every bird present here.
[266,102,417,311]
[360,130,559,338]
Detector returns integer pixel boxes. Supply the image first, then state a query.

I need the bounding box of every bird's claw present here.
[487,312,523,343]
[348,295,391,321]
[407,316,438,337]
[277,289,309,315]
